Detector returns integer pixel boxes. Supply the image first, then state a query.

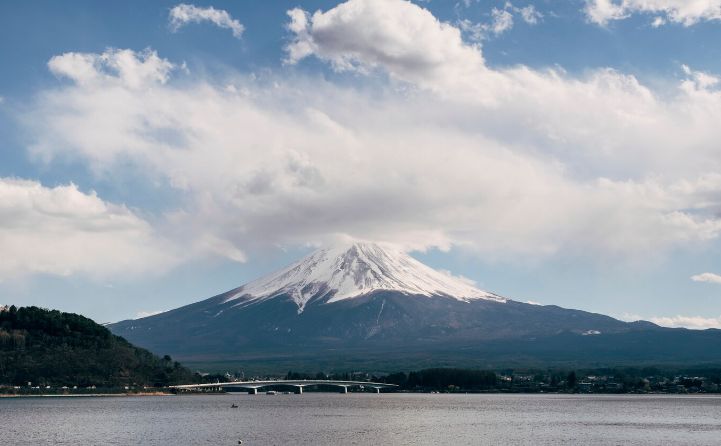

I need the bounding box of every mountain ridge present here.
[109,242,721,371]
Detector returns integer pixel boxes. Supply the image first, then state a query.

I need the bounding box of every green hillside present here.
[0,306,196,388]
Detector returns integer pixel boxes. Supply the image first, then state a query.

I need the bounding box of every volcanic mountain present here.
[110,242,721,371]
[215,242,505,313]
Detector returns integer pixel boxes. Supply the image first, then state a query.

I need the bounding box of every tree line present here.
[0,306,197,388]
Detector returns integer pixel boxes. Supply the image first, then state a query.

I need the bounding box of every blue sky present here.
[2,0,721,328]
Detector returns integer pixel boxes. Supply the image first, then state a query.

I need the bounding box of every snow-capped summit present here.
[225,242,505,312]
[110,243,686,370]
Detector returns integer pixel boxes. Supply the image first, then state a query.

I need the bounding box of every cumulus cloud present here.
[585,0,721,26]
[48,48,174,88]
[285,0,485,77]
[21,2,721,271]
[169,3,244,38]
[0,178,180,280]
[691,272,721,284]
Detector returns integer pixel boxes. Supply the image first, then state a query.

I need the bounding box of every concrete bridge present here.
[171,379,397,394]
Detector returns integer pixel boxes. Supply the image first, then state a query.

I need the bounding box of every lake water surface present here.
[3,393,721,445]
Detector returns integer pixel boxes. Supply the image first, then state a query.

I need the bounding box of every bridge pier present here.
[373,387,380,393]
[339,386,348,394]
[295,386,303,395]
[248,388,258,395]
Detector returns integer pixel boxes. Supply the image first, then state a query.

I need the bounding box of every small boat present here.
[266,390,277,395]
[231,404,238,408]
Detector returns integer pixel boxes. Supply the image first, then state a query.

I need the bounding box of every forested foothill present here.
[0,306,199,393]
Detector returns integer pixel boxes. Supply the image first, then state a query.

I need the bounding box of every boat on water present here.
[266,391,277,395]
[231,404,238,408]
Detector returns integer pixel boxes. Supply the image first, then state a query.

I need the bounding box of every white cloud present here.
[456,0,477,8]
[136,310,165,318]
[650,315,721,329]
[651,16,666,27]
[48,48,174,88]
[584,0,628,25]
[620,312,721,329]
[489,7,514,35]
[438,269,478,286]
[585,0,721,26]
[169,3,244,38]
[519,5,542,24]
[691,272,721,284]
[0,178,180,280]
[21,2,721,270]
[285,0,484,77]
[682,64,720,90]
[457,19,488,42]
[457,2,541,42]
[198,234,247,263]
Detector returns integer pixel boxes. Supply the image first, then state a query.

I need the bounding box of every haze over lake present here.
[4,394,721,445]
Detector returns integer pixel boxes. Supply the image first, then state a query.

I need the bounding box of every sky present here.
[2,0,721,328]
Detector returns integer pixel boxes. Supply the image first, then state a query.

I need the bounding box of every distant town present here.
[281,368,721,394]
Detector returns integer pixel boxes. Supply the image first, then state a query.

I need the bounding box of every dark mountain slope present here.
[0,306,196,387]
[110,289,720,370]
[108,243,721,371]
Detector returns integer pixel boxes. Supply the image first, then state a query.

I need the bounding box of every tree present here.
[566,371,577,390]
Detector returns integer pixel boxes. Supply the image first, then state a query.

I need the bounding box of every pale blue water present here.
[3,393,721,445]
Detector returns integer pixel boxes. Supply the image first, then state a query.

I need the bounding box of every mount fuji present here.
[110,242,721,371]
[218,242,505,313]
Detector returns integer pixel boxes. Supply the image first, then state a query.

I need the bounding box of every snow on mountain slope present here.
[225,242,506,312]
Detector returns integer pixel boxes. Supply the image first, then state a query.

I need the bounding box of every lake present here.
[3,393,721,445]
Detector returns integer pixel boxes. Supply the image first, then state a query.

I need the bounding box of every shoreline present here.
[0,392,173,398]
[4,391,720,398]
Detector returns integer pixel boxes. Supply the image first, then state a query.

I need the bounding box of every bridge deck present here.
[171,379,397,391]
